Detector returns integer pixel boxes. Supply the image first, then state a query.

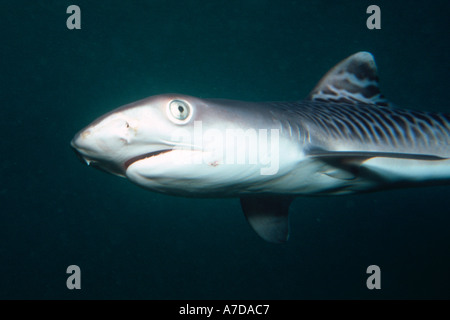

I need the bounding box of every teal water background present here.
[0,0,449,299]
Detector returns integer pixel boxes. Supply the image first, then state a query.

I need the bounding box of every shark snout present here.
[71,129,95,156]
[70,128,129,177]
[70,130,99,166]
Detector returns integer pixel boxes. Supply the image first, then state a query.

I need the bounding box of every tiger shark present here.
[71,52,450,243]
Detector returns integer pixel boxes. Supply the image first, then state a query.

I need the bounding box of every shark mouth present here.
[124,149,173,169]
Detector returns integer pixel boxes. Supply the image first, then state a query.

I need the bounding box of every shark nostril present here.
[81,130,91,139]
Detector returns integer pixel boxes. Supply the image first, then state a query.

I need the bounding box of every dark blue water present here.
[1,0,449,299]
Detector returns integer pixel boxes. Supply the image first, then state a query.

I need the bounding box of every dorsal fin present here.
[307,52,391,107]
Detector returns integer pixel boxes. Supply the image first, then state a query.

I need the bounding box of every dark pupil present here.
[178,105,184,113]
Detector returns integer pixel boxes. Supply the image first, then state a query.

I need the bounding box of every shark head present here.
[72,94,287,196]
[72,94,199,176]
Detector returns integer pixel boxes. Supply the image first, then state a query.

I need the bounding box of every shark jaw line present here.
[124,149,173,169]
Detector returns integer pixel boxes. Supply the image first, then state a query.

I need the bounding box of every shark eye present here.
[167,100,192,124]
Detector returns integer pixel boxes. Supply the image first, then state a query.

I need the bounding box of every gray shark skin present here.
[71,52,450,243]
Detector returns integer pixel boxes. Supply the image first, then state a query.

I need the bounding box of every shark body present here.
[71,52,450,243]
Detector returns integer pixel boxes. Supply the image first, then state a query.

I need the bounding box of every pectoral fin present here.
[307,147,446,161]
[240,196,293,244]
[308,147,448,182]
